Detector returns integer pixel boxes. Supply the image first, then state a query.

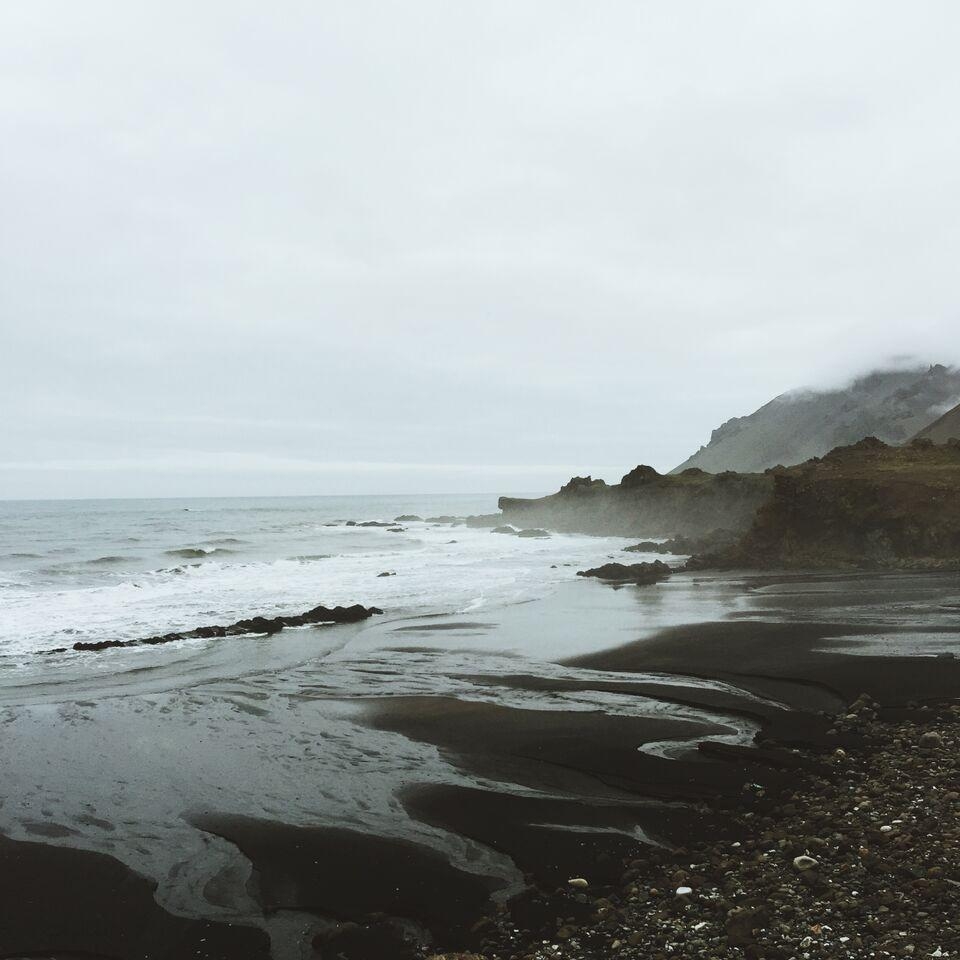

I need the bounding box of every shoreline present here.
[0,570,958,959]
[439,697,960,959]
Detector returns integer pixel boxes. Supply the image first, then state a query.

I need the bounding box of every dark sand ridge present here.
[343,572,960,955]
[187,816,502,944]
[0,833,272,960]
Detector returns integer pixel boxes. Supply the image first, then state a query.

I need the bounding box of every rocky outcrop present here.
[673,364,960,474]
[499,438,960,571]
[72,603,383,653]
[576,560,671,584]
[499,466,771,538]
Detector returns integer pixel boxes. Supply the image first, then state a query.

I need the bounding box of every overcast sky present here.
[2,2,959,499]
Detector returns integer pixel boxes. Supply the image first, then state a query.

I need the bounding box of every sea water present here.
[0,493,637,665]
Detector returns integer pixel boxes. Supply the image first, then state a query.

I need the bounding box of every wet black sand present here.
[0,833,271,960]
[187,815,502,948]
[2,570,959,959]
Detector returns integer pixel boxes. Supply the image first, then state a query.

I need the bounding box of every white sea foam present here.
[0,494,645,663]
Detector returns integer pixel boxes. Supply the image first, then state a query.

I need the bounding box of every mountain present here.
[672,364,960,474]
[914,401,960,444]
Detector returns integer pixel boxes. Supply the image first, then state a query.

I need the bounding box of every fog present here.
[2,2,959,499]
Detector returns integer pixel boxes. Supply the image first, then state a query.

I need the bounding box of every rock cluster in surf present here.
[70,603,383,653]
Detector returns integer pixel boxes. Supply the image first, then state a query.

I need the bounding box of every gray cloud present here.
[2,1,959,498]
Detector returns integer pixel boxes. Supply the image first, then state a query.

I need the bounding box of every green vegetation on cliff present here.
[703,438,960,569]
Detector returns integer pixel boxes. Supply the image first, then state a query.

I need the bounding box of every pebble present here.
[449,704,960,960]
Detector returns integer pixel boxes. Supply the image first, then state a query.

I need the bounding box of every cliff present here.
[705,437,960,569]
[672,364,960,474]
[499,438,960,571]
[498,465,773,538]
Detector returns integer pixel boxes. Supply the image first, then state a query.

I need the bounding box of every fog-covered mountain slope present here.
[915,401,960,444]
[672,364,960,474]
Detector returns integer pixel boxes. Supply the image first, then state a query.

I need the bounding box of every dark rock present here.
[465,514,503,528]
[620,464,661,487]
[72,603,383,653]
[576,560,671,585]
[393,515,422,522]
[559,476,607,495]
[625,528,738,556]
[492,525,519,535]
[517,528,551,538]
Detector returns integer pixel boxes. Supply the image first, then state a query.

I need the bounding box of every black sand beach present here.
[1,571,959,959]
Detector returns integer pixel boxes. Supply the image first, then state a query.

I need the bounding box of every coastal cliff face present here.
[718,438,960,569]
[500,438,960,570]
[498,466,773,538]
[672,364,960,474]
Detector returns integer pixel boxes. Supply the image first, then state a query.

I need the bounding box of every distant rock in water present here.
[517,528,551,538]
[72,603,383,653]
[393,515,422,522]
[673,364,960,474]
[577,560,671,584]
[491,525,519,535]
[465,513,503,528]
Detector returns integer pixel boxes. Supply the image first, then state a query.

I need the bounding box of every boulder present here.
[576,560,671,585]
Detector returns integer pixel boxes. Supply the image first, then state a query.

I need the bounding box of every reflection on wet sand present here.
[1,571,958,958]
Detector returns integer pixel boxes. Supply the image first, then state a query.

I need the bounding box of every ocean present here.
[0,492,832,959]
[0,493,639,669]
